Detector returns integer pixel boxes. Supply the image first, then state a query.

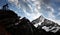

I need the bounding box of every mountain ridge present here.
[32,15,60,33]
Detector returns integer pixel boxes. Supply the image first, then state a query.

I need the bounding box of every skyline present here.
[0,0,60,25]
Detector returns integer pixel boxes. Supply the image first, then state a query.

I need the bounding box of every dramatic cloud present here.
[46,6,55,19]
[8,0,19,6]
[8,0,42,21]
[41,0,60,25]
[8,0,60,25]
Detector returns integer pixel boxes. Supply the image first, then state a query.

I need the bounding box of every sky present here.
[0,0,60,25]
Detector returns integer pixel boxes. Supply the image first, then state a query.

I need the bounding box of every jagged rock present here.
[32,15,45,25]
[32,15,60,34]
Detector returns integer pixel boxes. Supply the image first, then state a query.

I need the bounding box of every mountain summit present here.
[32,15,60,33]
[32,15,45,25]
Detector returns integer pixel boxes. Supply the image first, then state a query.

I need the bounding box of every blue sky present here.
[0,0,60,24]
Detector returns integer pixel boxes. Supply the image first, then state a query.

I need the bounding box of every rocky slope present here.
[32,15,60,33]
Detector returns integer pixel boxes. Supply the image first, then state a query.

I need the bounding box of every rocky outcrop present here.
[32,15,60,33]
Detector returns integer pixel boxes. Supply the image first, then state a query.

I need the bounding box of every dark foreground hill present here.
[0,9,60,35]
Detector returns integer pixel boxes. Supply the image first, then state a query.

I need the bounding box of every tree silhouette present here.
[2,4,9,10]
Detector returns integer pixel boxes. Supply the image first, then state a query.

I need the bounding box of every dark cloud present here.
[55,0,60,2]
[42,0,50,5]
